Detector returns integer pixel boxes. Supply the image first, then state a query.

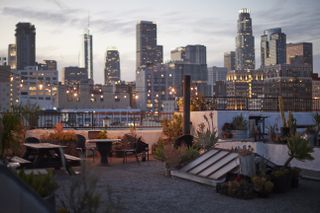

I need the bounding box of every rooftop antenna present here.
[87,12,90,34]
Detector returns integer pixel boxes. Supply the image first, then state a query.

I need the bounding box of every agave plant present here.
[284,135,314,167]
[194,113,218,151]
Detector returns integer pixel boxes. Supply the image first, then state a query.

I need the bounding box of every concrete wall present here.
[26,129,163,152]
[216,141,320,172]
[191,110,317,135]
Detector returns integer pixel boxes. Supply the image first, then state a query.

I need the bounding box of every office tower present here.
[136,21,163,68]
[8,44,17,69]
[104,49,120,85]
[184,45,206,64]
[170,47,185,62]
[62,66,88,84]
[235,9,255,70]
[14,65,58,110]
[0,57,6,65]
[287,42,313,70]
[83,31,93,80]
[224,51,236,72]
[261,28,286,67]
[37,60,57,70]
[226,70,264,98]
[170,45,206,65]
[208,66,227,96]
[0,65,11,112]
[263,64,312,111]
[15,22,36,70]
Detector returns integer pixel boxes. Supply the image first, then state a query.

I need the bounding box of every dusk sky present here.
[0,0,319,83]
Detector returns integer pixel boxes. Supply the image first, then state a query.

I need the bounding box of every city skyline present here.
[0,0,319,83]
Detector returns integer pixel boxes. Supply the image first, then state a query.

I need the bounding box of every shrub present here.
[0,112,25,158]
[161,114,183,142]
[231,114,247,130]
[194,113,218,151]
[17,169,58,197]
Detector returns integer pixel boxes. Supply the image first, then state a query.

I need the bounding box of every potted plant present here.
[251,175,274,197]
[272,135,314,192]
[271,167,291,193]
[231,114,248,139]
[222,123,233,139]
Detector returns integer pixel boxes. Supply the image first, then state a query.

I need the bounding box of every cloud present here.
[1,7,137,35]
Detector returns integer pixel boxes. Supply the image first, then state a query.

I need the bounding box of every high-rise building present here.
[15,22,36,70]
[287,42,313,70]
[235,9,255,70]
[8,44,17,69]
[224,51,236,72]
[136,21,163,68]
[184,45,206,64]
[263,64,312,111]
[0,65,12,112]
[83,31,93,80]
[62,66,89,85]
[14,64,58,110]
[170,47,185,62]
[0,57,6,65]
[170,45,206,64]
[104,49,120,85]
[207,66,227,96]
[261,28,286,67]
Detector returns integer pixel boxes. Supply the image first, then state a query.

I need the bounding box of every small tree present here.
[313,112,320,144]
[284,135,314,167]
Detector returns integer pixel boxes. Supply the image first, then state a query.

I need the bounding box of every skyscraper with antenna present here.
[83,15,93,81]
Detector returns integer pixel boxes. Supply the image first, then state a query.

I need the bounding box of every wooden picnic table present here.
[87,139,121,165]
[23,143,80,174]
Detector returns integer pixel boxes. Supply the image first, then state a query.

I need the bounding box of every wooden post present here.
[183,75,191,135]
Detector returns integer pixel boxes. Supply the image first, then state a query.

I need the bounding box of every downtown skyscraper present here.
[104,48,120,85]
[136,21,163,68]
[83,29,93,80]
[15,22,36,70]
[261,28,286,67]
[235,9,255,70]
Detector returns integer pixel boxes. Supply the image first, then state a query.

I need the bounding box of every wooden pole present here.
[183,75,191,135]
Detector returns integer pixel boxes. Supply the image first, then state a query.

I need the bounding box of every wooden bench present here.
[64,154,81,167]
[64,154,81,161]
[10,156,31,166]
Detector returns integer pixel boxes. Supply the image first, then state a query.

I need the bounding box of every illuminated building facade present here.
[104,49,120,85]
[8,44,17,70]
[235,9,255,70]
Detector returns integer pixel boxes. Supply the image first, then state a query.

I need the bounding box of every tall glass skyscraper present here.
[235,9,255,70]
[104,48,120,85]
[15,22,36,70]
[261,28,286,67]
[136,21,163,68]
[83,31,93,80]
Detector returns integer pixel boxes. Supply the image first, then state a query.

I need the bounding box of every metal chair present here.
[25,137,40,143]
[120,134,149,164]
[76,134,96,161]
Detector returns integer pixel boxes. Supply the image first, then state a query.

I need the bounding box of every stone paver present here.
[56,158,320,213]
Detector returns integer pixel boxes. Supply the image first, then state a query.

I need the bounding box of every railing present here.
[202,97,319,112]
[34,111,174,129]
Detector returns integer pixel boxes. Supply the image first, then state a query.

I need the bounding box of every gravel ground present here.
[56,159,320,213]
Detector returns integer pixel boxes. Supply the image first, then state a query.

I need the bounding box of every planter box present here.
[231,130,248,140]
